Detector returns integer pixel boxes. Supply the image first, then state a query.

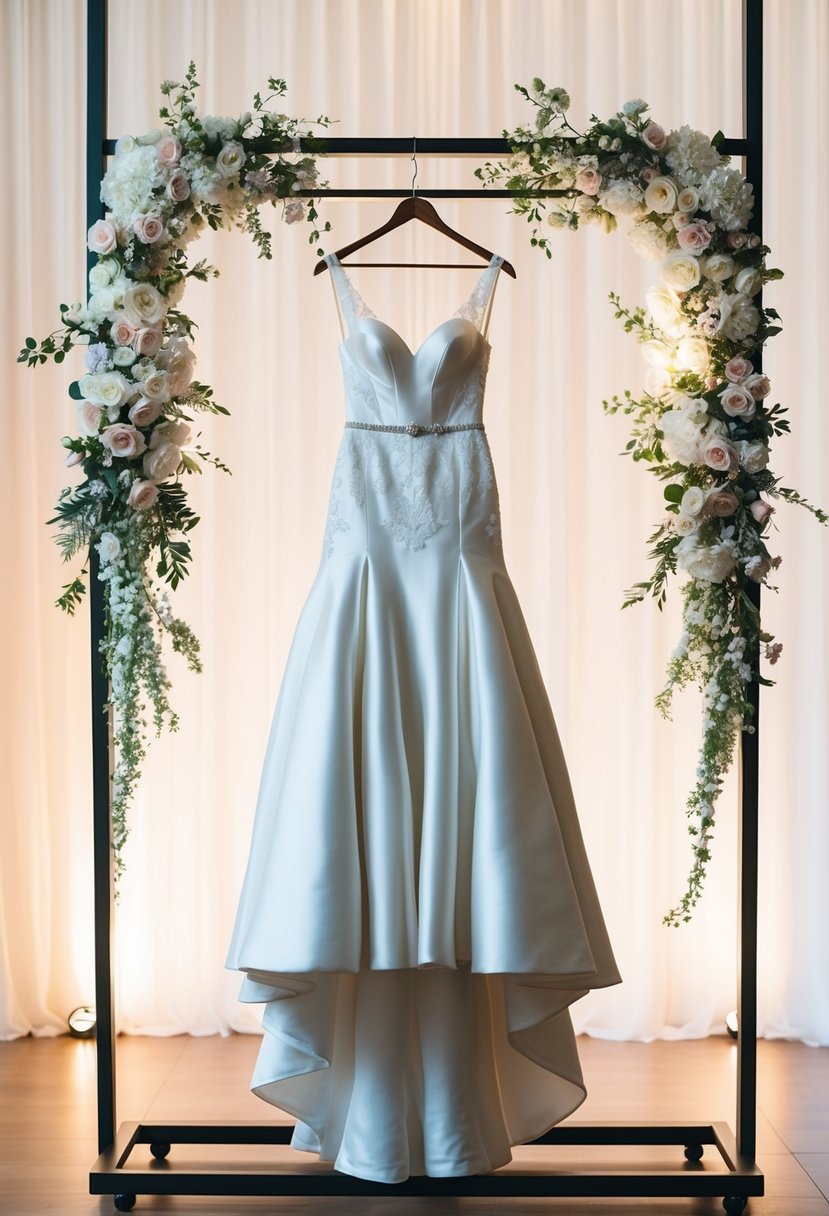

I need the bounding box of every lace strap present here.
[324,253,376,339]
[454,255,504,340]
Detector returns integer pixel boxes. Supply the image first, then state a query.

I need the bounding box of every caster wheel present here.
[684,1143,704,1161]
[150,1141,171,1160]
[114,1196,136,1213]
[723,1196,747,1214]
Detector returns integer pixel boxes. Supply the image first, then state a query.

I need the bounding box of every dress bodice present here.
[326,253,503,429]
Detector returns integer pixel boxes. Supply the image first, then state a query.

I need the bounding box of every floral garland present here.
[478,81,826,926]
[19,63,332,884]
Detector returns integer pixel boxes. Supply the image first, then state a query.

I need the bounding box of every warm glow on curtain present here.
[2,0,827,1045]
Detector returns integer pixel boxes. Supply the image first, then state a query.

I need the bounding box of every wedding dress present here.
[225,251,622,1183]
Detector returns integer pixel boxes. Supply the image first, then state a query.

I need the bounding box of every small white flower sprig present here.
[18,62,334,885]
[478,81,827,926]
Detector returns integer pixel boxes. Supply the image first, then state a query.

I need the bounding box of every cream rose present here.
[677,187,700,213]
[140,371,171,402]
[128,397,163,427]
[701,252,735,282]
[127,479,159,511]
[156,337,195,396]
[661,250,701,291]
[674,512,698,535]
[727,231,748,250]
[157,420,191,448]
[143,440,182,481]
[734,266,762,296]
[124,283,165,327]
[719,383,756,419]
[87,219,117,255]
[644,175,679,213]
[101,423,147,459]
[645,286,683,333]
[703,435,738,472]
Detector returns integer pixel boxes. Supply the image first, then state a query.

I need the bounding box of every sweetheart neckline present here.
[339,314,490,363]
[327,251,500,359]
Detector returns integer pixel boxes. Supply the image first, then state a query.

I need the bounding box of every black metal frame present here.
[86,1,765,1210]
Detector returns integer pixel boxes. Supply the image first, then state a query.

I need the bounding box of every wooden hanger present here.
[313,139,516,277]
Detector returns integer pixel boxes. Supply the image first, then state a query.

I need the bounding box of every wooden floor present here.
[0,1032,827,1214]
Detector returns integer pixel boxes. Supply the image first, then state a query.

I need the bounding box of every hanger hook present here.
[411,136,418,198]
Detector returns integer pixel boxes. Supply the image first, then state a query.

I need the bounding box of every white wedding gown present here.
[225,252,622,1183]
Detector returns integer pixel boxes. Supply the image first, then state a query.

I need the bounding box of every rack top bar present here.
[102,135,749,158]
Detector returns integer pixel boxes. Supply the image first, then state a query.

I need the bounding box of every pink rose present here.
[727,231,748,250]
[132,326,163,357]
[744,372,771,400]
[133,213,165,244]
[143,439,182,481]
[575,167,601,195]
[128,397,163,427]
[101,423,147,459]
[724,356,753,383]
[167,169,190,202]
[703,435,738,472]
[705,376,719,390]
[64,449,84,467]
[750,499,774,525]
[87,219,117,255]
[677,222,713,252]
[719,383,756,419]
[705,489,739,517]
[157,135,182,167]
[641,164,661,183]
[111,317,136,346]
[127,479,159,511]
[642,122,667,151]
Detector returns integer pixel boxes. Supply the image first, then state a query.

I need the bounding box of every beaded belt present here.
[345,420,484,437]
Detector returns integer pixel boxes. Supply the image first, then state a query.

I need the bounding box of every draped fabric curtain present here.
[2,0,827,1045]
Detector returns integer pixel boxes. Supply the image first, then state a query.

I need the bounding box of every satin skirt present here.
[225,546,621,1183]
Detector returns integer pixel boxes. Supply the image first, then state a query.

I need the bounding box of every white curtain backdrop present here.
[2,0,827,1046]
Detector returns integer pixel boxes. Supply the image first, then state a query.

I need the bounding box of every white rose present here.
[87,287,116,322]
[734,267,762,296]
[676,187,700,213]
[89,261,117,288]
[112,345,137,367]
[96,531,121,563]
[645,286,684,333]
[674,512,698,535]
[737,440,770,472]
[701,253,735,282]
[216,140,245,178]
[676,336,710,374]
[644,175,679,214]
[127,479,159,511]
[681,486,706,516]
[641,339,674,369]
[661,250,702,291]
[141,371,171,402]
[644,367,672,396]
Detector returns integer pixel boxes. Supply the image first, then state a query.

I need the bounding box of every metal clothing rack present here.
[86,0,765,1210]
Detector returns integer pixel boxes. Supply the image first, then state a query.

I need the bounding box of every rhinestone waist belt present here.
[345,420,485,438]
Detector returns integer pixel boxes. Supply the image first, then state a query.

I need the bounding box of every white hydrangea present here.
[676,534,739,583]
[664,125,724,183]
[100,143,164,225]
[599,178,646,217]
[659,409,705,465]
[698,166,754,231]
[628,219,671,261]
[202,114,240,141]
[716,292,761,341]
